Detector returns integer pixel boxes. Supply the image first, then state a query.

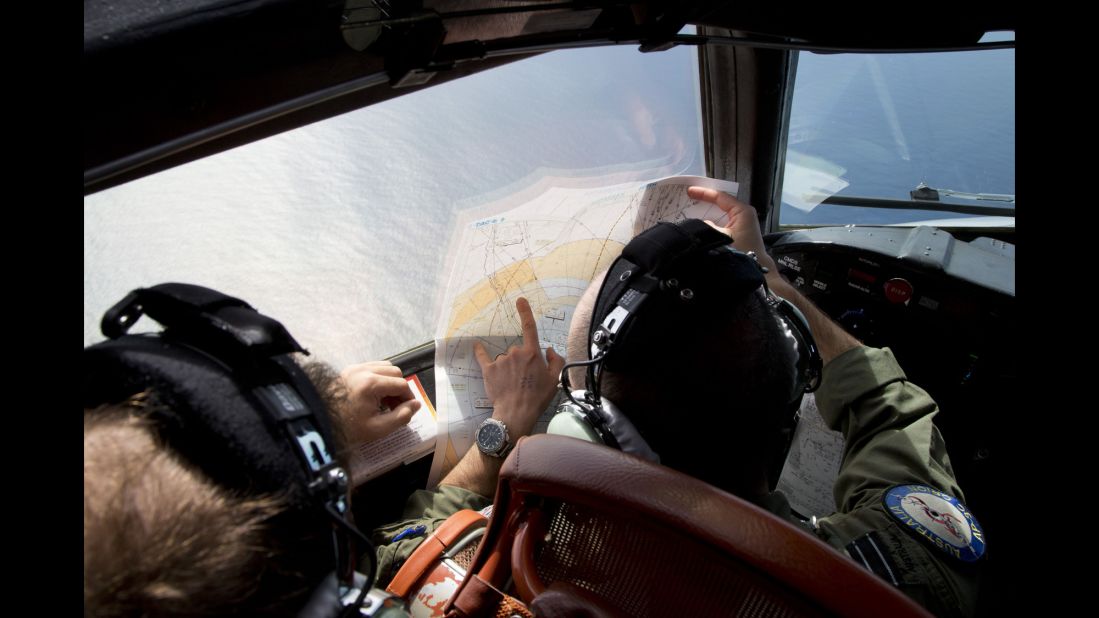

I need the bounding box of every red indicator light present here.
[848,268,877,284]
[884,278,914,304]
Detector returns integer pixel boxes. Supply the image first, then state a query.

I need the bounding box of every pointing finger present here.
[516,297,540,350]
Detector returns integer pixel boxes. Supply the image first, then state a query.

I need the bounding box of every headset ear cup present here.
[771,296,822,394]
[547,405,604,443]
[598,398,660,464]
[549,392,659,463]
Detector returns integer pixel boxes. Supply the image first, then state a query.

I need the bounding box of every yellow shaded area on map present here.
[443,440,460,472]
[445,238,624,338]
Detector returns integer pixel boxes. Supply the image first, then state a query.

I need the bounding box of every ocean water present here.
[83,44,1014,366]
[83,44,705,368]
[781,48,1015,225]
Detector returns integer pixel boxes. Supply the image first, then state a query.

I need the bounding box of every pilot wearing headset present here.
[372,186,985,617]
[83,285,426,617]
[80,279,564,617]
[557,187,985,617]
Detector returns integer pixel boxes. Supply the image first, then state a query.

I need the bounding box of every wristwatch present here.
[476,418,513,458]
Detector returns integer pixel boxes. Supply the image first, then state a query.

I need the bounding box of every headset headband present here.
[588,220,766,376]
[84,284,343,510]
[556,219,823,486]
[84,283,378,616]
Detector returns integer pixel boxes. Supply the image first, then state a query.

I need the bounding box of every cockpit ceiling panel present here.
[84,0,1014,193]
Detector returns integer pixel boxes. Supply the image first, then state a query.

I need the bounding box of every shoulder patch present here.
[883,484,986,563]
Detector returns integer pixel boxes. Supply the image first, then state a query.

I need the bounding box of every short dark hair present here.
[572,281,798,494]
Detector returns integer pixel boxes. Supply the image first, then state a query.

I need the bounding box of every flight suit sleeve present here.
[814,346,963,512]
[368,485,492,589]
[812,346,979,618]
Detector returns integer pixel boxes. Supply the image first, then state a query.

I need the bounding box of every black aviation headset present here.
[555,219,823,488]
[82,283,398,618]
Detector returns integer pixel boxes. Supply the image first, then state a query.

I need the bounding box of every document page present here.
[349,374,438,486]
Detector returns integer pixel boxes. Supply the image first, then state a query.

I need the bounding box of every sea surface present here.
[83,43,1014,366]
[782,48,1014,225]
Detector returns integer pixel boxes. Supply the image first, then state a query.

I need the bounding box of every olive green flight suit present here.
[370,484,491,588]
[368,346,981,617]
[805,346,981,618]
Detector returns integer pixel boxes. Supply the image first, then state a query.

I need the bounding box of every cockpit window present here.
[778,46,1015,228]
[83,44,705,364]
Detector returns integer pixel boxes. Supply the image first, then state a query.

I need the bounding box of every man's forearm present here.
[438,445,503,500]
[767,274,862,365]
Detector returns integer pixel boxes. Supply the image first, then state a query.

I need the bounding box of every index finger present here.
[515,297,540,350]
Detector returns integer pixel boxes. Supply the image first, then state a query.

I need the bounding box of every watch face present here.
[478,421,505,453]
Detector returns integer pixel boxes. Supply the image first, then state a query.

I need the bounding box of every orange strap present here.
[386,509,487,598]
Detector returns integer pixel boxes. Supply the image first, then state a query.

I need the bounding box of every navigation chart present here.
[776,393,846,518]
[427,174,740,486]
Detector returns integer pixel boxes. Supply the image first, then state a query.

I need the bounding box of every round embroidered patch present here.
[883,484,986,563]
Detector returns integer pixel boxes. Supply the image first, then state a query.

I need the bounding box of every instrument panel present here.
[767,225,1015,539]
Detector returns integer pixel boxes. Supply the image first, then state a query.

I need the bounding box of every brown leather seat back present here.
[448,434,931,618]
